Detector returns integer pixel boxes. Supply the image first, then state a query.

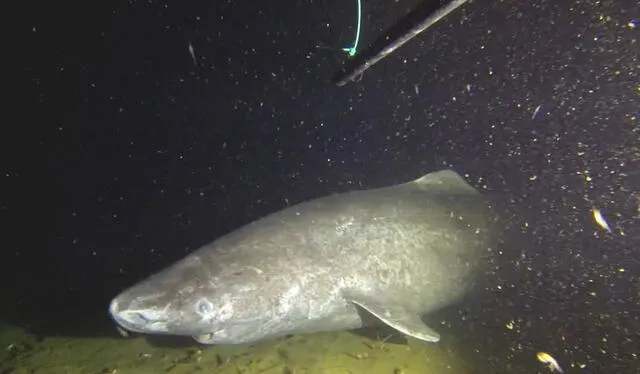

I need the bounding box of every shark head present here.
[108,253,267,343]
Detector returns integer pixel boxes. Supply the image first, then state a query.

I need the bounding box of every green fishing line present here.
[342,0,362,56]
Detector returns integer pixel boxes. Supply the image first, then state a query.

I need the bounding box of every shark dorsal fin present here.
[411,170,478,194]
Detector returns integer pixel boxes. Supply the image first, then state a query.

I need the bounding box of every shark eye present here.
[196,299,214,315]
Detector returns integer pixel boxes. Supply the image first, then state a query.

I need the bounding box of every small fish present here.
[592,207,613,233]
[532,104,542,119]
[188,42,197,65]
[537,352,563,373]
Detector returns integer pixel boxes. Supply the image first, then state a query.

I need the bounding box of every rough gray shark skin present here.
[109,170,497,345]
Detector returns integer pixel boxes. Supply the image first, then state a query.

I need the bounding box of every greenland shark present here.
[109,170,497,344]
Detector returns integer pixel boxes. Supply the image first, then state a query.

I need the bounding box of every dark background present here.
[6,0,639,372]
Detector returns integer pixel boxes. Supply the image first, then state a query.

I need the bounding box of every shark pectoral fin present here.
[344,291,441,343]
[193,333,215,344]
